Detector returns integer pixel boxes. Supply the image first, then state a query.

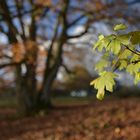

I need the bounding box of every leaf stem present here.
[124,45,140,56]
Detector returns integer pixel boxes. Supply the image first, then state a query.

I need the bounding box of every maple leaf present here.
[114,24,127,31]
[90,71,117,100]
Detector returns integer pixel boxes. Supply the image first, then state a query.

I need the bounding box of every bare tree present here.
[0,0,134,115]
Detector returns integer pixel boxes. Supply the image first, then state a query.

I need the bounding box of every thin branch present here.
[0,54,12,59]
[61,63,73,74]
[0,61,23,69]
[112,45,140,72]
[68,14,86,28]
[112,48,126,72]
[125,45,140,56]
[0,0,19,42]
[0,24,8,35]
[67,28,89,39]
[131,60,140,64]
[0,5,50,22]
[14,0,26,40]
[41,14,60,91]
[46,17,60,70]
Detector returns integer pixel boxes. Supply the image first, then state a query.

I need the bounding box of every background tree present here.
[91,24,140,100]
[0,0,136,115]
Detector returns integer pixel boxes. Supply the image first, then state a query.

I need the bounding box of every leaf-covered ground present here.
[0,97,140,140]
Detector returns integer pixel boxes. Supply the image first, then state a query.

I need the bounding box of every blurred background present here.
[0,0,140,140]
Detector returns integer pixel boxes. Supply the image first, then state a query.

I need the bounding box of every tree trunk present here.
[15,41,38,115]
[37,36,65,110]
[16,66,36,115]
[37,65,60,109]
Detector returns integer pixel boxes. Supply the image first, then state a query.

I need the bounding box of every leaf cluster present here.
[91,24,140,100]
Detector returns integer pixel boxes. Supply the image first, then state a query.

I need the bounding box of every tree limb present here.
[0,61,23,69]
[125,45,140,56]
[67,28,89,39]
[14,0,26,40]
[68,14,86,28]
[61,63,73,74]
[67,17,90,39]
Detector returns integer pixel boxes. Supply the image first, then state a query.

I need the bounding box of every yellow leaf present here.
[114,24,127,31]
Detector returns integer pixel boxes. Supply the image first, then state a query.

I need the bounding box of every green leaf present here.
[126,63,140,75]
[119,60,127,70]
[119,49,132,59]
[107,39,121,55]
[117,34,130,45]
[129,31,140,44]
[95,59,109,72]
[93,40,101,50]
[130,54,140,62]
[93,34,116,52]
[93,36,103,50]
[93,34,109,51]
[90,71,117,100]
[134,72,140,84]
[114,24,127,31]
[96,89,105,100]
[91,24,140,100]
[98,34,104,40]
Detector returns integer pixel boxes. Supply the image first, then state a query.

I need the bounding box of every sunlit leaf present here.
[119,49,132,59]
[96,89,104,100]
[107,39,121,55]
[126,63,140,75]
[99,34,104,40]
[118,60,127,70]
[130,54,140,62]
[129,31,140,44]
[134,72,140,84]
[90,71,117,100]
[114,24,127,31]
[91,24,140,100]
[117,34,130,45]
[95,59,109,72]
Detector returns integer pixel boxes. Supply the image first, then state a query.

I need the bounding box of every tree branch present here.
[67,28,89,39]
[0,54,12,59]
[0,0,18,43]
[61,63,73,74]
[125,45,140,56]
[0,61,23,69]
[14,0,26,40]
[68,14,86,28]
[67,17,90,39]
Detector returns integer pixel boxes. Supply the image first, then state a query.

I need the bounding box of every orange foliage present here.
[35,0,52,6]
[95,1,104,10]
[25,41,38,65]
[11,43,25,62]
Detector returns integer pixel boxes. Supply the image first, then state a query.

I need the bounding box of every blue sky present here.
[0,0,140,44]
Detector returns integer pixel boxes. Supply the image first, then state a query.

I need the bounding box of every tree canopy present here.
[0,0,139,115]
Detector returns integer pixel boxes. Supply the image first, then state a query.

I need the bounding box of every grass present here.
[1,89,139,109]
[0,95,96,108]
[51,96,95,106]
[0,97,17,108]
[0,95,95,120]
